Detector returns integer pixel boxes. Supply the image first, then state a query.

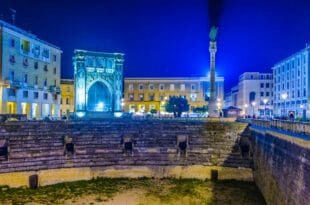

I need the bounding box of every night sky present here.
[1,0,310,91]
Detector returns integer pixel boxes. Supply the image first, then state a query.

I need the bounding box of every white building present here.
[225,72,273,117]
[272,45,310,119]
[0,20,62,119]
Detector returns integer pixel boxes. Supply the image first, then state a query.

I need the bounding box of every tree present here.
[165,96,189,117]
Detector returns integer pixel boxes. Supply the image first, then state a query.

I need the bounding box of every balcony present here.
[4,80,23,89]
[49,86,61,94]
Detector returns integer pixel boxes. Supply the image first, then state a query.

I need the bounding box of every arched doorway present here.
[87,81,112,112]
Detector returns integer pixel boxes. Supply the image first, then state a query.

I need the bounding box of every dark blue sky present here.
[1,0,310,91]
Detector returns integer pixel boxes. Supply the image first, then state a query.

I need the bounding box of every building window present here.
[266,83,270,88]
[43,65,48,72]
[149,84,154,90]
[9,55,15,64]
[9,71,14,81]
[61,98,63,104]
[24,74,28,83]
[54,80,57,86]
[266,92,270,97]
[129,94,134,101]
[304,89,306,97]
[66,98,69,105]
[149,94,154,101]
[34,62,38,69]
[34,92,39,99]
[128,84,134,91]
[43,93,48,100]
[160,95,164,101]
[23,91,28,98]
[298,90,300,98]
[170,84,175,91]
[23,58,29,67]
[180,84,185,91]
[191,84,196,91]
[53,67,57,74]
[44,79,47,87]
[20,39,30,54]
[53,55,57,62]
[8,89,16,97]
[260,83,264,88]
[139,94,144,101]
[260,92,264,97]
[249,92,256,103]
[159,84,164,91]
[139,84,144,90]
[54,94,58,100]
[35,76,38,85]
[10,39,15,47]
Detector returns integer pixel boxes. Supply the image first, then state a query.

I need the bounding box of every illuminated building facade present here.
[73,50,124,117]
[124,77,224,113]
[225,72,273,117]
[272,45,310,118]
[60,79,74,116]
[0,20,62,119]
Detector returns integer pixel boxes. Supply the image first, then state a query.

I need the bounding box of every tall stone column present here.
[208,27,218,118]
[114,56,124,112]
[74,54,86,113]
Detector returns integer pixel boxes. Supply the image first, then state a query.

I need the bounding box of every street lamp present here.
[300,104,304,120]
[244,104,249,118]
[251,101,256,118]
[281,93,288,118]
[263,99,268,119]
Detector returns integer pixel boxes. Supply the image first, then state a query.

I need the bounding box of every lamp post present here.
[300,104,304,120]
[244,104,249,118]
[281,93,288,118]
[251,101,256,118]
[263,99,268,119]
[216,98,222,118]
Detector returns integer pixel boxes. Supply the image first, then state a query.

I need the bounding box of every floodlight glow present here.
[114,112,123,118]
[76,112,85,118]
[96,102,104,111]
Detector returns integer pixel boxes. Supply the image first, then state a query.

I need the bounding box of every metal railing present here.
[239,118,310,136]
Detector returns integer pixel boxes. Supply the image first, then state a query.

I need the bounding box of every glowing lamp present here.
[114,112,123,118]
[76,112,85,118]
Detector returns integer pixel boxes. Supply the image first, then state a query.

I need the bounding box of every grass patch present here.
[0,178,266,205]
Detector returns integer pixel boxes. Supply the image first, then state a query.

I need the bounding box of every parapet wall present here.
[250,126,310,205]
[0,119,252,187]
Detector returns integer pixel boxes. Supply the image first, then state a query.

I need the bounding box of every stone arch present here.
[86,80,113,112]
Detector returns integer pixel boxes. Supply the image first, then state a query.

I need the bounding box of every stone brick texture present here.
[249,129,310,205]
[0,120,251,173]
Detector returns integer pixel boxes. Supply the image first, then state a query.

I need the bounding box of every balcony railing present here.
[4,80,23,88]
[49,86,61,94]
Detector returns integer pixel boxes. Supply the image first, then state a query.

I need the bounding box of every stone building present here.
[225,72,273,117]
[0,20,62,119]
[73,50,124,117]
[60,79,74,116]
[124,76,224,113]
[272,45,310,118]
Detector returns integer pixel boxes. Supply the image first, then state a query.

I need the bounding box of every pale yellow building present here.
[124,77,224,113]
[0,20,62,119]
[60,79,74,116]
